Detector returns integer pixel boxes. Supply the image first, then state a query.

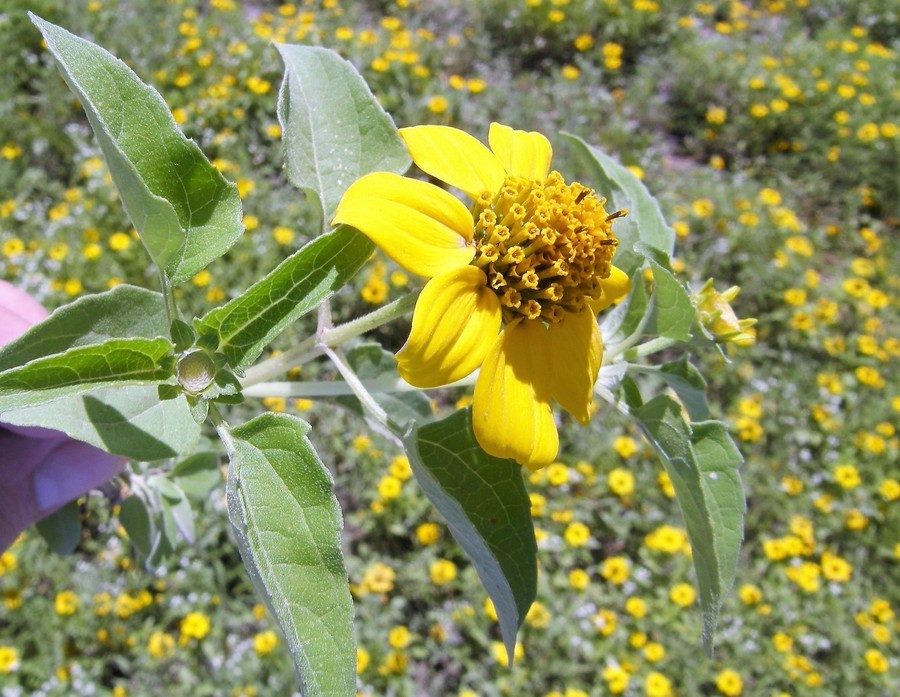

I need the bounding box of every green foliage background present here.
[0,1,896,696]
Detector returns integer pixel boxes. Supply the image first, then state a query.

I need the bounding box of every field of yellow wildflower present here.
[0,1,896,696]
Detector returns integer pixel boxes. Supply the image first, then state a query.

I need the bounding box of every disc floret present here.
[471,172,619,324]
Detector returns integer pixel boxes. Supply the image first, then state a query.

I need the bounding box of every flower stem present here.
[240,290,420,388]
[207,403,235,458]
[623,336,679,361]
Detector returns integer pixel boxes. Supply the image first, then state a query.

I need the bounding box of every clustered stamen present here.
[471,171,621,323]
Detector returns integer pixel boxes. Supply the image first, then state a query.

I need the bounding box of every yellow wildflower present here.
[333,123,630,468]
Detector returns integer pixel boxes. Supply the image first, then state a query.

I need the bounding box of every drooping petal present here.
[590,265,632,312]
[332,172,474,278]
[472,319,558,470]
[546,307,602,424]
[399,125,505,200]
[397,267,502,388]
[487,122,553,182]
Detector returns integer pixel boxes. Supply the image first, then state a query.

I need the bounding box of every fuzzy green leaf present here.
[0,284,168,371]
[31,15,243,285]
[0,338,174,410]
[227,413,354,696]
[195,225,373,371]
[633,395,744,652]
[277,44,411,224]
[636,244,695,342]
[35,501,81,556]
[405,408,536,661]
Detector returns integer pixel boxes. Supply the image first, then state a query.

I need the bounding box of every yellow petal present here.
[399,125,505,200]
[488,122,553,181]
[397,266,502,388]
[590,265,633,312]
[472,319,559,469]
[332,172,474,278]
[547,307,602,424]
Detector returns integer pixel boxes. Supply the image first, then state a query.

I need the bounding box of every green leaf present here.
[632,395,744,651]
[564,133,674,275]
[636,244,695,342]
[227,413,354,696]
[120,494,155,560]
[154,476,195,544]
[0,337,174,410]
[0,284,168,371]
[332,343,433,428]
[36,501,81,555]
[31,15,243,285]
[277,44,411,224]
[600,269,648,347]
[405,408,536,660]
[658,358,710,421]
[0,385,200,460]
[171,452,221,498]
[195,225,373,371]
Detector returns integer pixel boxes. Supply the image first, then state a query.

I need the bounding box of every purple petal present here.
[0,280,49,346]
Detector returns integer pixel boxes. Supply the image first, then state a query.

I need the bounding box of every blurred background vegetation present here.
[0,1,896,695]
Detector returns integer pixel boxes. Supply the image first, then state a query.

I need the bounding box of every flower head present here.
[334,123,630,468]
[694,279,757,346]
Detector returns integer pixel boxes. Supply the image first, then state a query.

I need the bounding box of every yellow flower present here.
[820,550,852,582]
[607,468,635,497]
[179,611,211,641]
[416,522,440,545]
[253,630,279,656]
[356,647,370,674]
[613,435,638,457]
[147,631,175,659]
[600,556,630,585]
[388,625,411,649]
[491,640,523,666]
[333,123,630,468]
[715,668,744,696]
[645,671,673,697]
[55,590,80,616]
[694,280,756,346]
[602,664,630,694]
[865,649,888,673]
[564,521,591,547]
[669,582,696,607]
[361,562,395,594]
[0,645,20,675]
[568,568,590,590]
[429,559,458,585]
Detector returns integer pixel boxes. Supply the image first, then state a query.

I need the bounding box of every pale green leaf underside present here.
[635,243,695,342]
[405,408,536,661]
[1,385,199,460]
[277,43,411,223]
[31,15,243,285]
[195,225,374,371]
[0,337,174,410]
[564,133,675,276]
[227,413,354,697]
[0,284,196,460]
[633,395,744,652]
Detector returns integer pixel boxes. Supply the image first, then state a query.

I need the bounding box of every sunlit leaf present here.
[405,408,536,660]
[277,44,411,224]
[632,395,744,651]
[31,15,243,285]
[227,413,354,696]
[195,225,373,372]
